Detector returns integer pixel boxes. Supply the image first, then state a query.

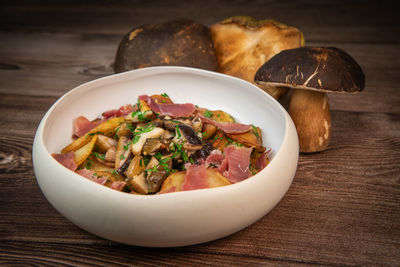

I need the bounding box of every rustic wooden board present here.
[0,0,399,266]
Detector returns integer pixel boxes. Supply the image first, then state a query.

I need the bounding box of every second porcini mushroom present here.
[254,47,365,153]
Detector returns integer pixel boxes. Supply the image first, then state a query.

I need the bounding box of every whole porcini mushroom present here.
[255,47,365,153]
[210,16,304,99]
[114,18,218,73]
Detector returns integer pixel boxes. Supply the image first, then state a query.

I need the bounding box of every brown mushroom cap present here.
[210,16,304,99]
[254,47,365,94]
[114,19,218,73]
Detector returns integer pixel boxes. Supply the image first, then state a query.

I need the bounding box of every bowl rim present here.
[35,66,297,200]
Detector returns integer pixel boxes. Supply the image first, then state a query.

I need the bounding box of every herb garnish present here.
[92,152,105,161]
[123,141,132,151]
[204,110,213,118]
[252,125,260,138]
[88,131,104,136]
[131,123,156,144]
[161,93,169,98]
[126,123,135,133]
[114,126,121,139]
[84,158,93,169]
[175,125,181,139]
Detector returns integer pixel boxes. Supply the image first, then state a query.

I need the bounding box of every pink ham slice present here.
[102,104,136,118]
[76,169,108,185]
[110,181,127,191]
[197,114,252,134]
[52,152,77,171]
[220,145,253,183]
[74,116,96,137]
[182,163,208,191]
[139,95,195,118]
[255,151,268,170]
[205,150,225,168]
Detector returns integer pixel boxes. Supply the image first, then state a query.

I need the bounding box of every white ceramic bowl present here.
[33,66,298,247]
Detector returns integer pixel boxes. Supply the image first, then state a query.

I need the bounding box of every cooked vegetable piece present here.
[114,122,134,138]
[227,125,263,149]
[206,168,231,187]
[192,117,202,133]
[95,171,124,183]
[147,170,167,193]
[210,110,235,123]
[211,130,228,151]
[178,124,202,145]
[96,135,117,153]
[163,130,175,139]
[159,171,186,193]
[145,156,159,170]
[125,155,145,179]
[142,138,169,155]
[129,173,150,194]
[250,150,270,175]
[131,126,164,155]
[93,154,114,167]
[163,120,181,131]
[190,142,213,164]
[74,135,98,166]
[62,117,124,153]
[59,93,269,195]
[115,136,132,169]
[146,156,173,193]
[158,168,231,194]
[202,123,218,140]
[105,147,116,162]
[150,94,174,105]
[129,99,154,123]
[89,160,115,173]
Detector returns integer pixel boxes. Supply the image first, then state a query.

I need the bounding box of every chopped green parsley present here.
[204,110,213,118]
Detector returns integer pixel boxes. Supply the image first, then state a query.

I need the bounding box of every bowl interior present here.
[43,67,286,158]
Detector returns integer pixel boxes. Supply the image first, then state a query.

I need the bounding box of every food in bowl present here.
[33,66,299,247]
[52,93,270,195]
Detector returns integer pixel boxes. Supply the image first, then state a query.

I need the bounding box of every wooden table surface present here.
[1,0,399,266]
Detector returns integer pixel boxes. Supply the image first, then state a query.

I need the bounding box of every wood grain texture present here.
[0,0,399,266]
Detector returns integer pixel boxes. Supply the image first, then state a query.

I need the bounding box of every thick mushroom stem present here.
[288,89,331,153]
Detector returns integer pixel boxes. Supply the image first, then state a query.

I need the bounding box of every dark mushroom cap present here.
[114,18,218,73]
[254,47,365,94]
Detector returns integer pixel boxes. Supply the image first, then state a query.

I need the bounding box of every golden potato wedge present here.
[150,94,173,104]
[211,130,228,151]
[227,126,263,150]
[74,135,98,166]
[139,99,152,113]
[206,168,231,187]
[159,171,186,193]
[95,171,124,183]
[198,108,235,123]
[210,110,235,123]
[159,168,231,194]
[90,160,115,173]
[62,117,125,153]
[202,123,217,140]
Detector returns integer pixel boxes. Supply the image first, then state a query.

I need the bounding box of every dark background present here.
[1,1,399,266]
